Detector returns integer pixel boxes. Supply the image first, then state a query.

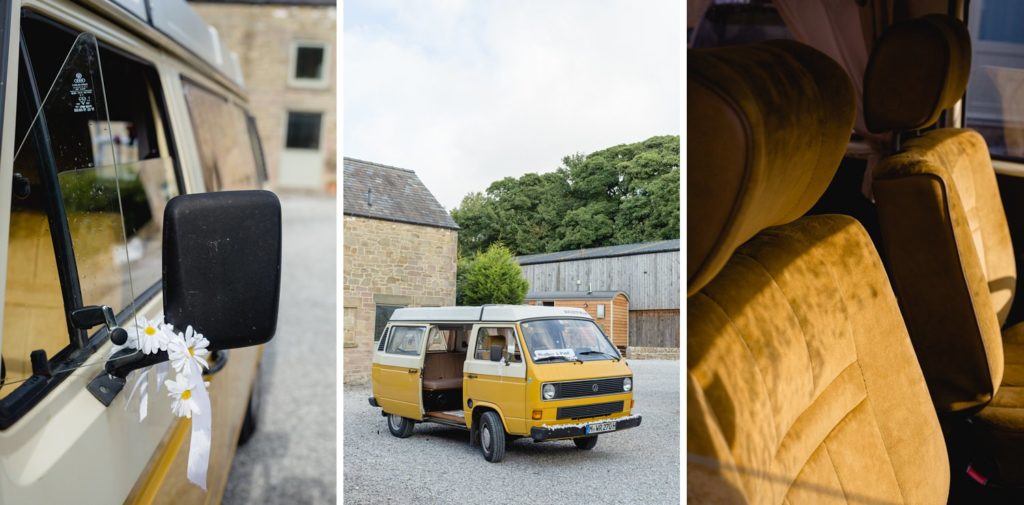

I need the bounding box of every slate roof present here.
[516,239,679,266]
[343,158,459,230]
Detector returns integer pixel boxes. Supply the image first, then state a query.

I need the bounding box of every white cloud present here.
[343,0,680,209]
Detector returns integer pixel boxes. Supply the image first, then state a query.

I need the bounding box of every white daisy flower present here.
[168,325,210,377]
[164,374,201,418]
[133,317,170,355]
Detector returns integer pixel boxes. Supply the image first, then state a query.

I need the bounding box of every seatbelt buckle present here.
[966,464,989,486]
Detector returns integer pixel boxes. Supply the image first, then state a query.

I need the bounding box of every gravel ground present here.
[343,359,680,505]
[223,194,337,504]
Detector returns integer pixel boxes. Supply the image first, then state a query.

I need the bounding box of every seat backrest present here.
[867,15,1013,414]
[688,40,949,505]
[423,352,465,380]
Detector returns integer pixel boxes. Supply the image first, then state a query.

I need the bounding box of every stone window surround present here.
[287,39,331,89]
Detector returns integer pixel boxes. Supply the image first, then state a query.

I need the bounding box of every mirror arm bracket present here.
[86,349,169,406]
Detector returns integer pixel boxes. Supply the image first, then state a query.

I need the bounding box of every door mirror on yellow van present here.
[162,190,282,350]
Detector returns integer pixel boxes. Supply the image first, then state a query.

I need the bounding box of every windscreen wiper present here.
[577,350,620,362]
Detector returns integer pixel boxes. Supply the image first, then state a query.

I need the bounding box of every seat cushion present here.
[422,377,462,391]
[688,215,948,505]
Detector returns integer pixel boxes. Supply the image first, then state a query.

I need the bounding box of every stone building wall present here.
[342,216,458,384]
[191,3,337,192]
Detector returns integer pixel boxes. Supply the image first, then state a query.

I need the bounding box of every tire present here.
[573,435,598,450]
[237,365,262,446]
[387,413,415,438]
[479,411,506,462]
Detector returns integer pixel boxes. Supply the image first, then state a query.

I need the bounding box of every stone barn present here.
[516,240,680,358]
[343,158,459,383]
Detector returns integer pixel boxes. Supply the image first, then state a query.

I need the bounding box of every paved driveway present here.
[223,194,337,504]
[343,359,680,505]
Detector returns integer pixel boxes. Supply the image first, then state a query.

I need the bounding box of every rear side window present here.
[181,80,259,191]
[965,1,1024,159]
[689,1,793,49]
[385,326,425,356]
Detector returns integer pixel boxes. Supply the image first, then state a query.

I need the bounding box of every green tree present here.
[450,135,679,257]
[457,244,530,305]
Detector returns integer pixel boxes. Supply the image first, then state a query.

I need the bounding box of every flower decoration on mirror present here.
[168,325,210,377]
[133,316,172,355]
[165,374,203,418]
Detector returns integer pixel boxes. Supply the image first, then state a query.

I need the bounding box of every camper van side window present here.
[473,327,514,361]
[181,79,260,192]
[385,326,425,356]
[965,1,1024,160]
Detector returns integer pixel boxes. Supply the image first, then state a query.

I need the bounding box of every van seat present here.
[866,15,1024,485]
[689,40,949,504]
[423,352,465,391]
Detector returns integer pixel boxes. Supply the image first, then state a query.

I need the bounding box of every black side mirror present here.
[162,190,282,350]
[490,344,503,362]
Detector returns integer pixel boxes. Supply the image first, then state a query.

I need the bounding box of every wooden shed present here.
[523,291,630,349]
[517,240,679,351]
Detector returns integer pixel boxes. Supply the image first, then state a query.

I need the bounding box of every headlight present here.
[542,383,556,400]
[623,377,632,392]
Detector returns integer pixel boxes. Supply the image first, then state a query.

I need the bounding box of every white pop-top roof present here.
[388,305,594,323]
[104,0,245,87]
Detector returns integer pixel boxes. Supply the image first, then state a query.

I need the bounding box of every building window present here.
[289,41,329,88]
[374,304,403,341]
[285,111,322,150]
[597,304,606,319]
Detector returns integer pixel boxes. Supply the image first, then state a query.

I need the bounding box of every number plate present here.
[586,420,616,434]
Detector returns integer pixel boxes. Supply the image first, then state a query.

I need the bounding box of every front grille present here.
[557,401,624,420]
[554,377,626,399]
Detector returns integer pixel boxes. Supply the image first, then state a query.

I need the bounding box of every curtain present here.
[774,0,899,198]
[687,0,714,31]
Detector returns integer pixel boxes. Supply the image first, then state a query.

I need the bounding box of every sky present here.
[343,0,681,210]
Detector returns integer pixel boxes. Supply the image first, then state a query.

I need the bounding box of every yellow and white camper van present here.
[369,305,641,462]
[0,1,279,503]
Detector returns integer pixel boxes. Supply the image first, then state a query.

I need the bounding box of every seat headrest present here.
[864,15,971,133]
[687,40,856,296]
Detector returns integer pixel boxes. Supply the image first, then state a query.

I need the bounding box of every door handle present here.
[467,374,477,379]
[408,369,418,374]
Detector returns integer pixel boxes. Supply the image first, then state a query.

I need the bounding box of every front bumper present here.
[530,415,642,442]
[368,396,379,407]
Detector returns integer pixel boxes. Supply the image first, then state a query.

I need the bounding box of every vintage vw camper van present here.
[369,305,641,462]
[0,1,280,503]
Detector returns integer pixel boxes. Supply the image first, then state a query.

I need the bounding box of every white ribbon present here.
[186,375,212,490]
[155,361,169,388]
[124,369,149,422]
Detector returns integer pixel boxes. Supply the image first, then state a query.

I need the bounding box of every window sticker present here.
[534,348,576,360]
[70,72,94,113]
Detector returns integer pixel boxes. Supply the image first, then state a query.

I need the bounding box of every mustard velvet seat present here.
[688,40,949,504]
[867,15,1024,485]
